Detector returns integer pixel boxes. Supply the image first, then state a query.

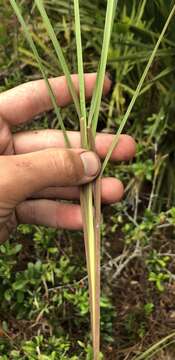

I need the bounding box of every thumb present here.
[0,149,100,204]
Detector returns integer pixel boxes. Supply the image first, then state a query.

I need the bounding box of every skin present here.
[0,73,136,243]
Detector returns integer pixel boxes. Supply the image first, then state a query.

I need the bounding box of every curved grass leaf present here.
[35,0,81,119]
[10,0,70,147]
[101,3,175,174]
[88,0,118,134]
[74,0,87,148]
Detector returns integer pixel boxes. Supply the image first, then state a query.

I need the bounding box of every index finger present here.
[0,73,111,125]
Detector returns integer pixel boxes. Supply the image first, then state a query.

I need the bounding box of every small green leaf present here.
[12,279,28,291]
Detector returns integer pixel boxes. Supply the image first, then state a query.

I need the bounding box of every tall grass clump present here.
[9,0,175,358]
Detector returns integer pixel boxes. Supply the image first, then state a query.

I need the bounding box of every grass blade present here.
[73,0,87,148]
[10,0,70,147]
[88,0,118,134]
[74,0,87,148]
[35,0,81,119]
[101,3,175,174]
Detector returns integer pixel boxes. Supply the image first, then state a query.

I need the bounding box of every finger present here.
[0,149,100,204]
[14,131,136,162]
[0,74,111,125]
[0,225,10,245]
[31,177,124,204]
[16,200,82,230]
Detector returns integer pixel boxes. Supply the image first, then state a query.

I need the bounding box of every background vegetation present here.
[0,0,175,358]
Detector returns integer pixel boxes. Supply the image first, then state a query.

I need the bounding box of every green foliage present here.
[147,250,170,292]
[0,225,115,357]
[0,335,79,359]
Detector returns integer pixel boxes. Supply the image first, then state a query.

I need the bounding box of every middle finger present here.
[31,177,124,204]
[14,130,136,162]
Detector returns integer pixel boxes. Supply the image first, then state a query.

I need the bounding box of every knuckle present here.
[0,118,12,154]
[0,156,20,202]
[0,157,10,191]
[26,202,36,224]
[50,149,83,184]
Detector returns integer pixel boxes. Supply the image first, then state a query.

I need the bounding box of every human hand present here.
[0,73,136,243]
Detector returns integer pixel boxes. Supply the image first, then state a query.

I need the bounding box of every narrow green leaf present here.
[35,0,81,119]
[88,0,118,134]
[101,3,175,174]
[136,0,147,24]
[10,0,70,147]
[73,0,87,148]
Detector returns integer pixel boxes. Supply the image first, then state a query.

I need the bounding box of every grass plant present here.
[8,0,175,359]
[134,332,175,360]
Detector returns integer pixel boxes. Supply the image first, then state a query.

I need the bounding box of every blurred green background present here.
[0,0,175,359]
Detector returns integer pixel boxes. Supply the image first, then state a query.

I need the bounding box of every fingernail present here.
[80,151,101,178]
